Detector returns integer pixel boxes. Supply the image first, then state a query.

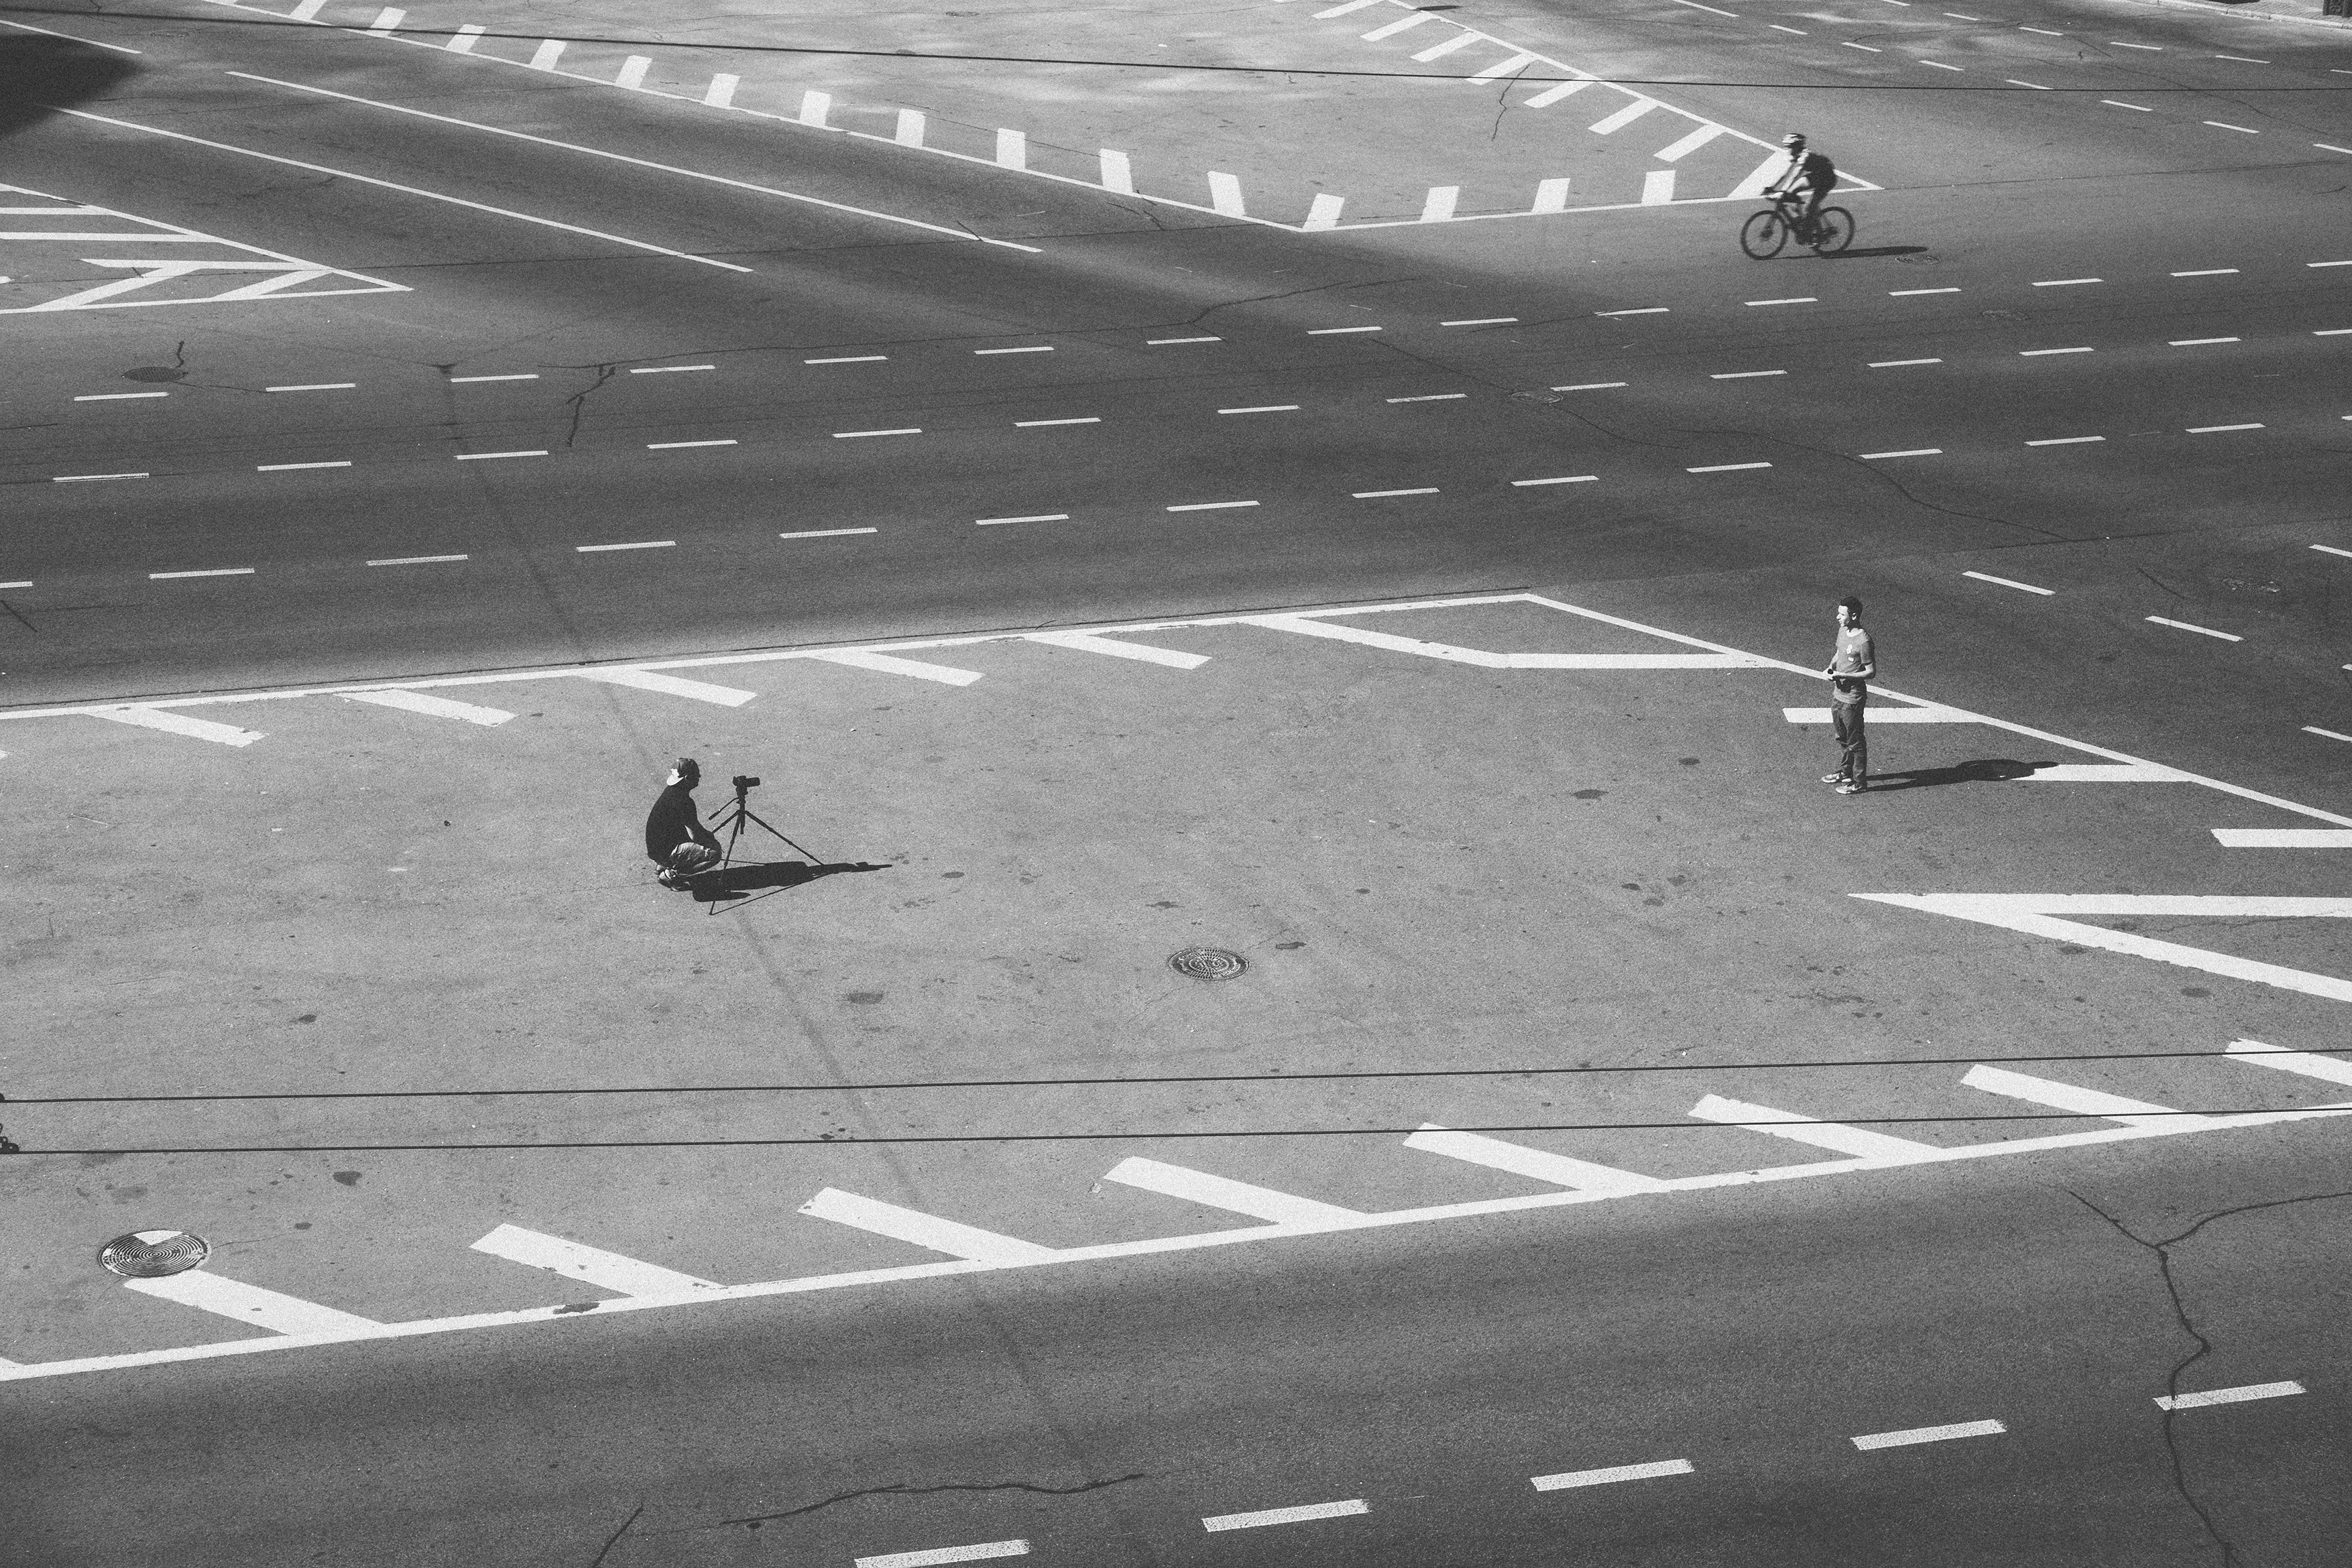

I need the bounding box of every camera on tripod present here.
[732,775,761,791]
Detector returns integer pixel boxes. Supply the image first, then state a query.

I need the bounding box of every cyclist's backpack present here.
[1800,149,1836,183]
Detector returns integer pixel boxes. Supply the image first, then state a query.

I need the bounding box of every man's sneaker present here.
[1822,772,1848,785]
[1836,780,1865,795]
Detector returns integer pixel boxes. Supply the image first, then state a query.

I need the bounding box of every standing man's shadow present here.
[686,860,890,905]
[1865,758,2052,792]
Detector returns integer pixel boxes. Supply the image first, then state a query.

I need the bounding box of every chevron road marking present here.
[573,667,758,706]
[2212,829,2352,847]
[2225,1040,2352,1087]
[1246,613,1765,668]
[123,1271,381,1335]
[1102,1158,1373,1226]
[1959,1065,2224,1130]
[87,707,264,745]
[342,688,514,726]
[1405,1126,1672,1193]
[1687,1095,1945,1160]
[799,1189,1060,1263]
[812,650,987,685]
[470,1223,721,1296]
[1022,631,1209,669]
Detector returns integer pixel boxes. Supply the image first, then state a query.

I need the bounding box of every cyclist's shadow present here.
[1830,245,1934,261]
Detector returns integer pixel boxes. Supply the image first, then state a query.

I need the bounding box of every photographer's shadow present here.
[688,860,891,904]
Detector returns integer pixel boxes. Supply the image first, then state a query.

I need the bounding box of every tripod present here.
[705,777,819,869]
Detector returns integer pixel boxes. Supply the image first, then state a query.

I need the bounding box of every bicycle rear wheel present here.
[1739,208,1789,259]
[1808,206,1855,255]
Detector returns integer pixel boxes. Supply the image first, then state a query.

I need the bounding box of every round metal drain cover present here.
[99,1229,210,1279]
[1169,947,1246,981]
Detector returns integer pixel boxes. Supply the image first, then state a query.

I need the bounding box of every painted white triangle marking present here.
[471,1223,720,1296]
[88,707,264,745]
[1023,631,1208,669]
[1688,1095,1942,1160]
[1102,1157,1371,1226]
[1405,1125,1670,1192]
[343,688,514,726]
[810,650,985,686]
[575,667,757,706]
[799,1189,1058,1263]
[1960,1065,2221,1130]
[2225,1040,2352,1087]
[124,1271,381,1335]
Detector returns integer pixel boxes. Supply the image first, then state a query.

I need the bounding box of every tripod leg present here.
[736,806,819,863]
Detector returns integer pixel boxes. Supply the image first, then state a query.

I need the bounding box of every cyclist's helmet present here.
[1782,133,1806,146]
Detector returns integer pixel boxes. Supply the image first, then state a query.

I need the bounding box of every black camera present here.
[732,775,760,790]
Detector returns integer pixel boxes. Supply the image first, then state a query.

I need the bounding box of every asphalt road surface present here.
[4,0,2350,1563]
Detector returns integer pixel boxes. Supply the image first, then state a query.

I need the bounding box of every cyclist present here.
[1767,133,1837,228]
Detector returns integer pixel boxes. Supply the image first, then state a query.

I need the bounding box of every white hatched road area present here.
[0,183,407,313]
[4,595,2351,1386]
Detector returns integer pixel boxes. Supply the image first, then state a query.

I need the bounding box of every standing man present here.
[645,756,723,886]
[1823,596,1874,795]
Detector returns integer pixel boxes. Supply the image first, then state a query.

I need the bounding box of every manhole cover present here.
[1169,947,1246,981]
[99,1229,210,1278]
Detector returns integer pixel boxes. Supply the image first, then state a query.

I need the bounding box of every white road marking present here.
[1387,394,1467,403]
[1747,296,1817,306]
[2169,338,2239,346]
[1641,170,1677,204]
[1015,417,1100,427]
[2186,424,2261,434]
[2156,1382,2303,1412]
[1853,1419,2005,1450]
[450,373,536,382]
[1024,630,1207,669]
[1869,358,1944,366]
[976,514,1071,526]
[528,39,564,69]
[1104,1157,1372,1226]
[1656,125,1728,161]
[2312,261,2352,268]
[1523,79,1594,107]
[52,473,146,482]
[2212,829,2352,848]
[1167,500,1259,511]
[2317,328,2352,337]
[812,650,985,685]
[703,74,738,108]
[150,567,253,579]
[1307,324,1381,334]
[1669,0,1737,14]
[1513,474,1598,485]
[2206,121,2259,134]
[1409,32,1481,62]
[629,364,714,373]
[2102,99,2152,111]
[2025,436,2103,446]
[799,91,831,127]
[1862,448,1942,459]
[1220,405,1300,414]
[1596,307,1667,316]
[471,1223,720,1296]
[1202,1500,1367,1532]
[2311,728,2352,743]
[576,540,674,552]
[64,107,753,272]
[2145,615,2241,642]
[1783,705,1967,723]
[343,688,512,725]
[1248,612,1766,668]
[780,527,877,538]
[454,450,547,461]
[575,668,757,706]
[446,25,483,53]
[1555,381,1629,389]
[1472,51,1539,78]
[2111,40,2162,49]
[2021,25,2064,34]
[125,1272,381,1335]
[1962,570,2054,595]
[1313,0,1385,14]
[1360,11,1435,40]
[1711,370,1785,379]
[974,345,1053,355]
[1921,60,1964,70]
[0,15,141,50]
[1962,1065,2221,1130]
[1771,23,1807,33]
[2312,545,2352,558]
[257,461,351,471]
[1530,176,1572,214]
[1354,487,1440,497]
[89,707,264,745]
[2171,268,2238,277]
[1686,461,1773,472]
[2228,1040,2352,1085]
[1587,101,1659,135]
[225,72,1039,253]
[366,7,403,34]
[1148,337,1221,347]
[2007,79,2049,88]
[646,439,738,449]
[808,354,886,364]
[366,554,468,565]
[2019,763,2186,781]
[799,1189,1057,1263]
[1689,1095,1941,1161]
[1531,1459,1693,1490]
[1442,316,1517,326]
[1419,186,1459,223]
[2317,145,2352,156]
[1842,42,1883,52]
[2213,55,2268,64]
[995,129,1026,170]
[857,1542,1028,1568]
[833,428,921,438]
[0,581,30,589]
[74,391,169,400]
[2019,347,2092,356]
[1407,1126,1669,1193]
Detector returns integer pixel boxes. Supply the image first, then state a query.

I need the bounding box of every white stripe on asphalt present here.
[1686,462,1772,473]
[1354,487,1440,497]
[1248,613,1764,668]
[1688,1095,1942,1160]
[1202,1500,1367,1532]
[1853,1419,2005,1449]
[1531,1458,1693,1490]
[124,1271,381,1335]
[1781,705,1967,723]
[1024,630,1208,669]
[1523,78,1594,107]
[798,1189,1059,1264]
[1655,124,1726,161]
[367,554,469,565]
[976,514,1070,526]
[810,650,985,686]
[1588,101,1659,134]
[1406,1126,1670,1193]
[2209,829,2352,847]
[151,568,253,579]
[1960,1065,2222,1130]
[629,364,714,373]
[856,1542,1028,1568]
[471,1223,721,1296]
[2156,1382,2303,1412]
[1103,1158,1371,1226]
[1962,571,2054,595]
[780,528,877,539]
[343,689,514,726]
[2014,763,2185,781]
[89,707,264,745]
[1863,448,1942,459]
[2225,1040,2352,1085]
[574,668,758,706]
[257,461,352,471]
[1511,475,1598,485]
[2145,615,2241,642]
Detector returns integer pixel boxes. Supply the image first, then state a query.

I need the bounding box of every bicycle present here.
[1740,190,1855,258]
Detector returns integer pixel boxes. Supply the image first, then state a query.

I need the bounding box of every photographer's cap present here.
[666,756,699,786]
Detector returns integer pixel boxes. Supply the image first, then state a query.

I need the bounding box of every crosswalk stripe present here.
[123,1271,381,1335]
[1688,1095,1941,1160]
[88,707,264,745]
[798,1189,1059,1263]
[1405,1125,1670,1192]
[1960,1065,2223,1130]
[1023,630,1209,669]
[1588,100,1659,134]
[575,667,758,706]
[810,650,986,686]
[2224,1040,2352,1086]
[470,1223,720,1296]
[1102,1157,1370,1225]
[343,688,514,726]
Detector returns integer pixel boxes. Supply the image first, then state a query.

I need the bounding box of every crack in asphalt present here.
[557,363,617,450]
[585,1502,644,1567]
[708,1473,1149,1529]
[2066,1186,2352,1567]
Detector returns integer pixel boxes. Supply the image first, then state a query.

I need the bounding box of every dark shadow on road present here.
[685,860,891,907]
[1865,758,2052,791]
[0,37,139,138]
[1824,245,1934,261]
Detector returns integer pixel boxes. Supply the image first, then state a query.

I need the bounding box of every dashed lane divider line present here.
[1850,1419,2006,1450]
[1201,1500,1368,1532]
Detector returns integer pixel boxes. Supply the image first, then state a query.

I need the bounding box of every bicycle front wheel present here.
[1739,208,1789,259]
[1809,206,1855,255]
